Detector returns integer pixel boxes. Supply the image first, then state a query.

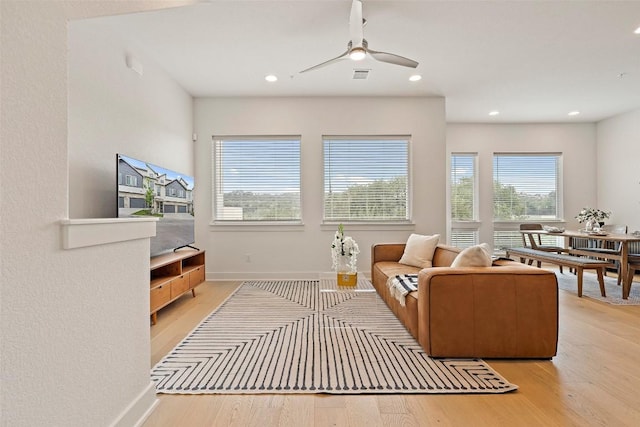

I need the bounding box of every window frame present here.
[322,135,412,225]
[492,152,564,255]
[450,152,478,222]
[449,152,479,248]
[211,135,303,226]
[125,175,138,187]
[492,152,563,223]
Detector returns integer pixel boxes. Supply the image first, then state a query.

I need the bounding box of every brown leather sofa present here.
[371,243,558,359]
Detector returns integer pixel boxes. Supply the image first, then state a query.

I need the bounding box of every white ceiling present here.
[88,0,640,122]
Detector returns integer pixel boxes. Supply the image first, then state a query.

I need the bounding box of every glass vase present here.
[336,254,357,286]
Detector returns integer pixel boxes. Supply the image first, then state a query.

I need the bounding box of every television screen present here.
[117,154,195,257]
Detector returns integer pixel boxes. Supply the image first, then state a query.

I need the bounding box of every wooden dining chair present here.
[576,224,628,284]
[519,223,567,272]
[625,254,640,289]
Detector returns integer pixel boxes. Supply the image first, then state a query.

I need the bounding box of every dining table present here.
[520,228,640,299]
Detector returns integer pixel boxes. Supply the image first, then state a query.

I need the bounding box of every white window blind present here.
[450,230,478,249]
[493,230,523,254]
[450,153,476,221]
[323,136,409,222]
[493,153,561,221]
[212,137,301,221]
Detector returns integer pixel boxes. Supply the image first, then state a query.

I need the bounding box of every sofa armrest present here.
[371,243,406,265]
[416,266,558,358]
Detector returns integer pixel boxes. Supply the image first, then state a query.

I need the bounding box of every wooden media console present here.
[150,249,205,325]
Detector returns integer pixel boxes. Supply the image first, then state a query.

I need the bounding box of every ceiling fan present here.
[300,0,419,73]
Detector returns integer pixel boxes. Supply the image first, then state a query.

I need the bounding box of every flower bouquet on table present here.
[331,224,360,286]
[575,207,611,231]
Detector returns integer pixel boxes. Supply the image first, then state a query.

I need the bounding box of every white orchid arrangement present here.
[331,224,360,272]
[575,207,611,224]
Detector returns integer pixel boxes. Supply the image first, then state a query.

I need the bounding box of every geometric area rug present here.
[151,280,517,394]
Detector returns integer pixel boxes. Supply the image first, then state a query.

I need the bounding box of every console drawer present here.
[189,266,205,288]
[170,274,189,299]
[150,284,170,312]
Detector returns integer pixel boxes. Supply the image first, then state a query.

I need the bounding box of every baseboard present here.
[206,271,370,281]
[109,382,158,427]
[207,271,319,281]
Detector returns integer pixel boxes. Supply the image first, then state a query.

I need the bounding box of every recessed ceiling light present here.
[265,74,278,82]
[568,111,580,116]
[409,74,422,82]
[489,111,500,116]
[634,26,640,34]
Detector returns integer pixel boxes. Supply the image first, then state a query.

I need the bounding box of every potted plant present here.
[575,207,611,231]
[331,224,360,286]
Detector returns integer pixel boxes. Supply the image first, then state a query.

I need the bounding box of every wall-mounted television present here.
[117,153,196,257]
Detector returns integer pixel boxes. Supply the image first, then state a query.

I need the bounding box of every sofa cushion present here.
[399,233,440,268]
[373,261,422,279]
[450,243,492,268]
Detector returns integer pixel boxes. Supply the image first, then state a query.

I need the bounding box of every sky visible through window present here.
[219,139,300,194]
[493,154,558,195]
[451,154,474,182]
[324,138,408,192]
[120,154,194,190]
[218,138,408,194]
[453,154,557,194]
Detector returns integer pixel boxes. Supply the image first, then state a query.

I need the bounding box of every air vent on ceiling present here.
[353,69,370,80]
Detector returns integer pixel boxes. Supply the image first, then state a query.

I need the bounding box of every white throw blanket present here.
[386,274,419,306]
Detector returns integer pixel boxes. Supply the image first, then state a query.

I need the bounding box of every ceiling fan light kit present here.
[349,47,366,61]
[300,0,419,73]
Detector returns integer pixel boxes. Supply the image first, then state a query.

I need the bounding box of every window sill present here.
[320,222,415,232]
[209,221,305,232]
[493,220,566,231]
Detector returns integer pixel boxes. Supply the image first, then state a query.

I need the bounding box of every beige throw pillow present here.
[450,243,492,268]
[398,233,440,268]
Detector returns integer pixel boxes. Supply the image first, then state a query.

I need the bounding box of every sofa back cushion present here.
[431,244,462,267]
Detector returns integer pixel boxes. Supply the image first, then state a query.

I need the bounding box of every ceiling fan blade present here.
[349,0,364,47]
[299,50,350,73]
[368,49,419,68]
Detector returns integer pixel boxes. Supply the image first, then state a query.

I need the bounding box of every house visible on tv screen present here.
[117,154,195,256]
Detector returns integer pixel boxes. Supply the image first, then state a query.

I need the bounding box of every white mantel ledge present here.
[61,217,157,249]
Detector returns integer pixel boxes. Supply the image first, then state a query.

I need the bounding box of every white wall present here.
[68,16,194,219]
[597,108,640,233]
[0,1,194,426]
[447,123,597,244]
[194,97,446,279]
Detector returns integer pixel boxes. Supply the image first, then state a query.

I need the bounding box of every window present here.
[450,229,478,249]
[493,153,561,221]
[450,153,477,221]
[450,153,478,248]
[492,153,562,254]
[323,136,409,222]
[213,137,301,222]
[125,175,138,186]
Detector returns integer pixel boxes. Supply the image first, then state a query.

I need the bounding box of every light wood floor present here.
[145,272,640,427]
